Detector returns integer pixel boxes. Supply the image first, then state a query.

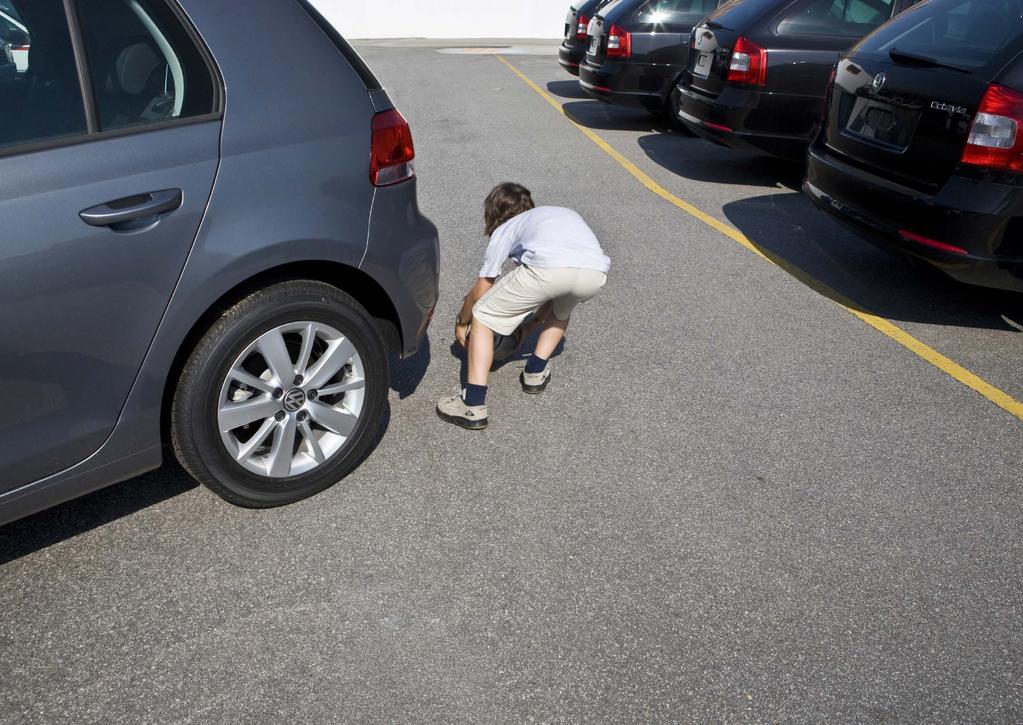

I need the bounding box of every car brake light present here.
[606,24,631,58]
[727,36,767,86]
[961,84,1023,173]
[370,109,415,187]
[576,14,589,40]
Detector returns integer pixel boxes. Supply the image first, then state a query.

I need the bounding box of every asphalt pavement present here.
[1,40,1021,723]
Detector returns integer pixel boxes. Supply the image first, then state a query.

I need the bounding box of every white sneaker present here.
[520,365,551,394]
[436,392,488,430]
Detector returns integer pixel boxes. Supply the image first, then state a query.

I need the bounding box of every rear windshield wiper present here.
[888,47,970,74]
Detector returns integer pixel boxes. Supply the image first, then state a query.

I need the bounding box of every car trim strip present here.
[63,0,99,134]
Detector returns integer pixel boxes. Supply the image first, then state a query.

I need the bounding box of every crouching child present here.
[437,182,611,430]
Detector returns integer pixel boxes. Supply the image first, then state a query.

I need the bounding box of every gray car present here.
[0,0,440,525]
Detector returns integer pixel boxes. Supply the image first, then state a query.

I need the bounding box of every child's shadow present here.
[449,328,566,386]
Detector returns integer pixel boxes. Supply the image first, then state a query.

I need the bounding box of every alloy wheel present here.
[217,321,367,478]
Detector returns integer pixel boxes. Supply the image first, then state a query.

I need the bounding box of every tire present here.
[171,280,389,508]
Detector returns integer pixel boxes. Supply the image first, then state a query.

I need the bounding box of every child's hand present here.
[455,321,470,349]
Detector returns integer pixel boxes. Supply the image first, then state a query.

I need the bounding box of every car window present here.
[637,0,722,23]
[777,0,894,37]
[597,0,630,16]
[854,0,1023,71]
[76,0,215,132]
[0,0,87,150]
[0,13,22,40]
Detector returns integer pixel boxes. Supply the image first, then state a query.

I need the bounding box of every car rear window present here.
[637,0,722,23]
[699,0,784,33]
[0,13,22,40]
[597,0,630,15]
[777,0,894,37]
[853,0,1023,73]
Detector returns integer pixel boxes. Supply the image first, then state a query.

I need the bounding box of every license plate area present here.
[589,35,601,54]
[692,51,713,79]
[843,97,919,152]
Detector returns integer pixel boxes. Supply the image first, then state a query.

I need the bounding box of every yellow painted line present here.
[496,54,1023,423]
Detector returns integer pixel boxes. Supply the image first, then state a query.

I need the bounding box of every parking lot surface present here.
[1,40,1021,723]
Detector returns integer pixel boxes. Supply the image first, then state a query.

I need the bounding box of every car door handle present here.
[80,189,183,228]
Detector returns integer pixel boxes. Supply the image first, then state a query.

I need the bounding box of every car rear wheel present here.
[171,280,388,508]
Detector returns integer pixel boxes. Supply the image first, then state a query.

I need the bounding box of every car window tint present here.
[598,0,630,17]
[855,0,1023,70]
[1,13,21,39]
[777,0,894,37]
[0,0,87,150]
[76,0,215,132]
[638,0,721,23]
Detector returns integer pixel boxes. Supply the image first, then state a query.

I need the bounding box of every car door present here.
[0,0,221,492]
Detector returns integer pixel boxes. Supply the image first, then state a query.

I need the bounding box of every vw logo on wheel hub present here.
[283,388,307,412]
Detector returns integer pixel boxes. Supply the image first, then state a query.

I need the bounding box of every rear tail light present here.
[727,36,767,86]
[606,24,631,58]
[576,14,589,40]
[370,109,415,187]
[961,84,1023,173]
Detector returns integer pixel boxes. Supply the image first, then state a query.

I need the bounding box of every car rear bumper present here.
[804,146,1023,292]
[559,43,584,75]
[675,83,821,161]
[360,178,440,357]
[580,60,677,112]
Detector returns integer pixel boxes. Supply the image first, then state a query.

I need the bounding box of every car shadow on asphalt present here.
[0,400,398,565]
[561,100,672,133]
[546,80,588,100]
[0,462,199,566]
[722,191,1023,330]
[638,132,805,190]
[390,333,431,399]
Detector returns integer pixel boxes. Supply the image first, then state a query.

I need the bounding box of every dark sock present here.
[462,383,487,407]
[524,354,548,374]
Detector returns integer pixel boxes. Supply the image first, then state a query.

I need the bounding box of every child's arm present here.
[455,277,496,347]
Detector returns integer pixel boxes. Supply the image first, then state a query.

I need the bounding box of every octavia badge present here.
[872,72,886,94]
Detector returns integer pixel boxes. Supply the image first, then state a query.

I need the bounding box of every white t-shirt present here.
[479,206,611,278]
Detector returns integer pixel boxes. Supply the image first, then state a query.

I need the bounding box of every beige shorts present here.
[473,265,607,336]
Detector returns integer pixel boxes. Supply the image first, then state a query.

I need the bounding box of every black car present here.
[0,39,13,81]
[805,0,1023,292]
[675,0,915,159]
[580,0,723,119]
[559,0,616,75]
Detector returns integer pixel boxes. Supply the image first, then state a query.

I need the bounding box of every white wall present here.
[309,0,566,39]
